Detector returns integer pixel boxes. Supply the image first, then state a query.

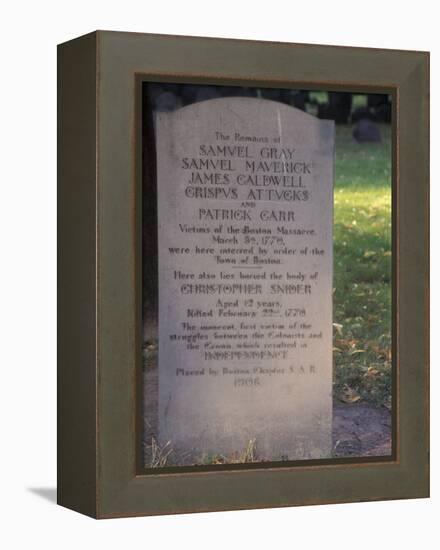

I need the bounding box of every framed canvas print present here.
[57,31,429,518]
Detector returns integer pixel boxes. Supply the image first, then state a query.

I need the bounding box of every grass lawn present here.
[333,124,392,408]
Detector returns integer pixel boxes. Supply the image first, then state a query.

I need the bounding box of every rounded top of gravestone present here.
[169,96,331,125]
[156,97,335,157]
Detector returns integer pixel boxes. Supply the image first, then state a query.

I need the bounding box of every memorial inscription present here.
[156,97,334,462]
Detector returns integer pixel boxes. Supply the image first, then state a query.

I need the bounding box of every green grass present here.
[308,92,367,109]
[351,94,368,109]
[333,124,392,407]
[309,90,328,104]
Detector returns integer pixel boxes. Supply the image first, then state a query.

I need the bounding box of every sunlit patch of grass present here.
[333,124,392,406]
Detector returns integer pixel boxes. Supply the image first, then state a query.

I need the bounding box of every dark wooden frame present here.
[58,30,429,518]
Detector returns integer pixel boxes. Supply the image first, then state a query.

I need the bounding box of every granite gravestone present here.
[156,97,334,462]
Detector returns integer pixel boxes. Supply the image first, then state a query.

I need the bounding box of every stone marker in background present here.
[156,97,334,463]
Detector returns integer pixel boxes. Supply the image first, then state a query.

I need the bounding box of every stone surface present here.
[155,97,334,462]
[143,368,392,465]
[352,118,382,142]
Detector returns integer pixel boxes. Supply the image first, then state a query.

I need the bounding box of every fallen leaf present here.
[339,384,361,404]
[365,366,380,378]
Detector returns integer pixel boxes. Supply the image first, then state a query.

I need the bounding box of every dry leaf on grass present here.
[339,384,361,404]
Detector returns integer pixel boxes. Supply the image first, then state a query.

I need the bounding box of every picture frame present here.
[57,30,429,518]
